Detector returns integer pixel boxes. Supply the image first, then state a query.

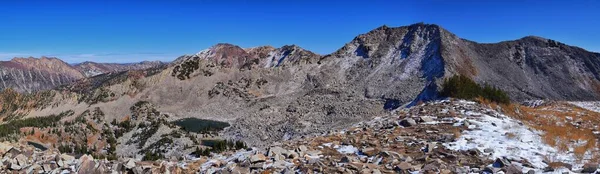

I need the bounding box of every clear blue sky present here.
[0,0,598,63]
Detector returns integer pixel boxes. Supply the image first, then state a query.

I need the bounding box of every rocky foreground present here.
[1,99,600,174]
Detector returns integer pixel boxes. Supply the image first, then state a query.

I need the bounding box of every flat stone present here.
[42,164,52,172]
[250,154,267,163]
[419,116,434,123]
[361,147,379,156]
[125,158,136,169]
[15,154,28,167]
[249,162,264,170]
[9,161,21,170]
[60,154,75,164]
[396,162,412,171]
[305,155,320,164]
[0,142,14,156]
[78,155,96,173]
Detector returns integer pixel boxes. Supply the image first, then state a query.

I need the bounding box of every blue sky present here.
[0,0,598,63]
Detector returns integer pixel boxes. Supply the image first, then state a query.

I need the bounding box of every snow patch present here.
[444,103,586,172]
[568,101,600,113]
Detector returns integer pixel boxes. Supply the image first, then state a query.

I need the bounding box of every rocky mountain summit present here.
[0,57,164,93]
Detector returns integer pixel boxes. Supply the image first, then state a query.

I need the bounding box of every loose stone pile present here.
[2,100,599,173]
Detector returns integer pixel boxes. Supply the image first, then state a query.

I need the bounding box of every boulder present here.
[250,154,266,163]
[9,161,21,170]
[581,163,598,173]
[419,116,434,123]
[268,146,289,158]
[78,155,96,173]
[340,156,352,163]
[42,164,52,172]
[0,142,13,156]
[124,158,136,169]
[297,145,308,154]
[15,154,28,166]
[501,164,522,174]
[60,154,75,164]
[305,155,319,164]
[399,118,417,127]
[26,164,41,174]
[360,147,379,156]
[493,157,510,168]
[395,162,412,171]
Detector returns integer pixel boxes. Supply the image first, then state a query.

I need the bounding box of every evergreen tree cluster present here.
[193,139,247,157]
[0,110,73,141]
[440,75,510,104]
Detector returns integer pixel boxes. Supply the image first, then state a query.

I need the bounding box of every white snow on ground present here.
[336,145,359,154]
[444,101,585,173]
[322,142,359,155]
[569,101,600,113]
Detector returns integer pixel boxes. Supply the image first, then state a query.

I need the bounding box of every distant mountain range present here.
[0,57,164,92]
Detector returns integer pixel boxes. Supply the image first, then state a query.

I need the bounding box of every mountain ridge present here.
[0,57,165,92]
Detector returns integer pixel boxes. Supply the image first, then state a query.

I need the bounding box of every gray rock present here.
[297,145,308,154]
[305,155,319,164]
[14,154,27,166]
[419,116,434,123]
[483,166,501,173]
[27,164,41,174]
[250,154,267,163]
[493,157,511,168]
[340,156,352,163]
[501,164,522,174]
[395,162,412,171]
[581,163,598,173]
[400,118,417,127]
[9,161,21,170]
[124,158,136,169]
[268,146,289,157]
[483,148,493,153]
[360,147,379,156]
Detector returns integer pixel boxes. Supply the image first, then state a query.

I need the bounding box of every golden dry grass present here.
[477,98,600,161]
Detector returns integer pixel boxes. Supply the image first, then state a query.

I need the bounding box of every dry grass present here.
[505,132,517,139]
[477,98,600,160]
[451,127,462,139]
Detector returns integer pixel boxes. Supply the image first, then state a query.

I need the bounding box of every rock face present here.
[73,61,165,77]
[453,36,600,101]
[0,57,84,93]
[328,23,600,102]
[0,57,164,92]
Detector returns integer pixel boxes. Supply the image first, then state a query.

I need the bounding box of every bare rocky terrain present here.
[1,23,600,173]
[0,57,164,92]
